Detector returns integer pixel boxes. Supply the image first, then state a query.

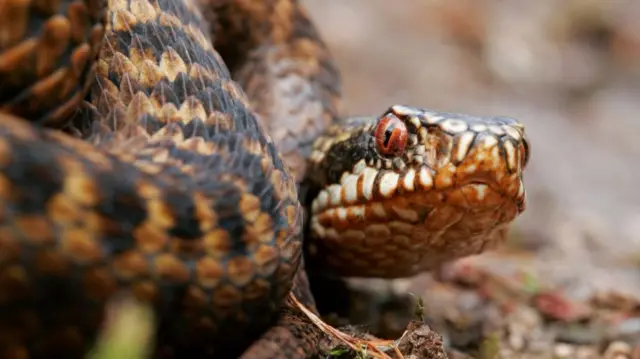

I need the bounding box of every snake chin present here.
[306,176,523,277]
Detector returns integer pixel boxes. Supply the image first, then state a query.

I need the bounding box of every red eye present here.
[374,113,408,156]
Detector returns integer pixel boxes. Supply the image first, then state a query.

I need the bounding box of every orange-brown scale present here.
[0,0,105,127]
[310,187,518,277]
[305,105,529,278]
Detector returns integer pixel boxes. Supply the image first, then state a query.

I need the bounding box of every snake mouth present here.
[308,178,523,277]
[308,165,525,270]
[306,105,529,277]
[308,174,525,277]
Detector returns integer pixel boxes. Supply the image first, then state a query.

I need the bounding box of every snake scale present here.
[0,0,530,358]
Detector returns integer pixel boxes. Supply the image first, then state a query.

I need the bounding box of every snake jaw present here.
[305,105,529,278]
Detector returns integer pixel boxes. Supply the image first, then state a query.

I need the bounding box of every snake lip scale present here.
[0,0,530,358]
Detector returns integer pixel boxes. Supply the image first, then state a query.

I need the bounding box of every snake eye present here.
[374,113,408,156]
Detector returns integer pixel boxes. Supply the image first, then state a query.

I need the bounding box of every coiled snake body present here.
[0,0,530,358]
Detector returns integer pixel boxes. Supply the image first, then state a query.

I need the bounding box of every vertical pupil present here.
[383,126,394,147]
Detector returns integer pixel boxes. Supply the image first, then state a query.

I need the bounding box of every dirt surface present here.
[301,1,640,357]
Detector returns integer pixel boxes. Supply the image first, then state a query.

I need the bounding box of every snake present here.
[0,0,530,358]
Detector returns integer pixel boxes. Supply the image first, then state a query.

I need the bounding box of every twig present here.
[289,293,405,359]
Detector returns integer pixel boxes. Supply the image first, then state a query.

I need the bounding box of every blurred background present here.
[302,0,640,356]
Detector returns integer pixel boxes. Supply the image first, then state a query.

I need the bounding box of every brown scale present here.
[0,0,105,127]
[0,0,320,356]
[208,0,342,181]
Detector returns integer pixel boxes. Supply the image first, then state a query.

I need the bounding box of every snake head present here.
[305,104,530,278]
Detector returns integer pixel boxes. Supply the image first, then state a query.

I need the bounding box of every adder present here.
[0,0,530,358]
